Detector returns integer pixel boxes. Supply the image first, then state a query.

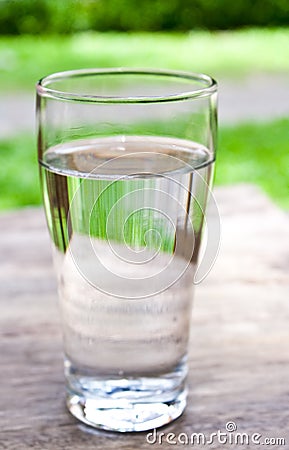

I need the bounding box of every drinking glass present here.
[36,68,218,432]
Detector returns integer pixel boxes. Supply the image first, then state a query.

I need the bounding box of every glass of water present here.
[36,69,218,432]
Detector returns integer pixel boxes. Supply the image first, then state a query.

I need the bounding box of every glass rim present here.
[36,68,217,104]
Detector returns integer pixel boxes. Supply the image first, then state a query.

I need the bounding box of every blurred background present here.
[0,0,288,210]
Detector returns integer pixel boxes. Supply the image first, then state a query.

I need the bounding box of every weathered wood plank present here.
[0,185,288,449]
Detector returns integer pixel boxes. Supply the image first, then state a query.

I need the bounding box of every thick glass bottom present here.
[65,358,187,432]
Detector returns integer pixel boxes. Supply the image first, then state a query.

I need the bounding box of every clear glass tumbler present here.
[36,69,218,432]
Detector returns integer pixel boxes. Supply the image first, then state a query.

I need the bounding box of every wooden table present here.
[1,185,288,449]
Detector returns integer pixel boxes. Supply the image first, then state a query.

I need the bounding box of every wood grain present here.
[0,185,288,450]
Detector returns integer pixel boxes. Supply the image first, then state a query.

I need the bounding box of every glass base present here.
[65,359,187,432]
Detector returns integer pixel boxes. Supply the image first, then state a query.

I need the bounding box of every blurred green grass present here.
[1,28,289,90]
[0,29,288,212]
[216,118,289,208]
[0,118,288,211]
